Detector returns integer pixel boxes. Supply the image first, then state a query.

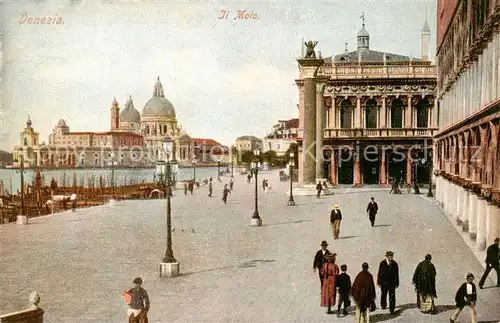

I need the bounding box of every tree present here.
[262,150,278,166]
[240,150,255,164]
[231,146,239,164]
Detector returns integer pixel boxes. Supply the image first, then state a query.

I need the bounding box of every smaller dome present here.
[120,96,141,122]
[57,119,67,127]
[357,27,369,37]
[422,20,430,33]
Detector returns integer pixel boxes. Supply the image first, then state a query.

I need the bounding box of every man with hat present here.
[313,241,331,289]
[377,251,399,314]
[125,277,150,323]
[330,204,342,239]
[366,197,378,227]
[478,237,500,289]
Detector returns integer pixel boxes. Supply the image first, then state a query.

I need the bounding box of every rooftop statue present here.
[304,41,318,59]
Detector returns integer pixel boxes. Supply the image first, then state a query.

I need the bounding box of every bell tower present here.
[110,97,120,130]
[421,17,431,60]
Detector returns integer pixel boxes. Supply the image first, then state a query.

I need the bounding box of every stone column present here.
[355,97,361,128]
[469,193,478,240]
[353,149,361,186]
[380,96,387,127]
[331,97,337,128]
[297,58,324,185]
[451,183,458,223]
[437,176,442,204]
[379,150,387,185]
[316,78,328,182]
[455,184,462,222]
[444,180,450,215]
[405,95,412,128]
[476,195,488,251]
[330,149,337,185]
[461,188,470,231]
[486,201,500,246]
[406,150,412,184]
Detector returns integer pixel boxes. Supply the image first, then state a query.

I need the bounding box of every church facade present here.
[12,77,194,168]
[296,18,438,186]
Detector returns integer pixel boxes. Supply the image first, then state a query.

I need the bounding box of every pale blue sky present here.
[0,0,436,150]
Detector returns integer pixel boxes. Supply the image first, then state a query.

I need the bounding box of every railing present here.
[0,292,44,323]
[319,64,437,79]
[324,128,438,138]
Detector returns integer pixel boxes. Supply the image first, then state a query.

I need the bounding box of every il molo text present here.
[20,14,64,24]
[218,9,259,20]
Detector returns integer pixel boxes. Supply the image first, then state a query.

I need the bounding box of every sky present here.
[0,0,437,150]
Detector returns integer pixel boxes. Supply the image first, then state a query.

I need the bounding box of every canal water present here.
[0,166,240,193]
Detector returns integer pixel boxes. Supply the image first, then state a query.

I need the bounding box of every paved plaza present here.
[1,170,499,322]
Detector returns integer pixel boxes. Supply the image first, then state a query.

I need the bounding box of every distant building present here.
[235,135,262,153]
[192,138,229,163]
[262,118,298,156]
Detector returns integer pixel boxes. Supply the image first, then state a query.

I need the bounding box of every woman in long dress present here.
[320,253,339,314]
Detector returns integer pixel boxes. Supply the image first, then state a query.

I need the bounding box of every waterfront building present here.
[434,0,500,251]
[262,118,298,156]
[235,135,262,153]
[12,77,195,168]
[192,138,229,163]
[296,18,438,185]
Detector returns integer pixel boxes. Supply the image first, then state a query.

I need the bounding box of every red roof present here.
[192,138,223,146]
[278,118,299,129]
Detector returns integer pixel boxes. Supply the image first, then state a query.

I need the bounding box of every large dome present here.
[142,77,176,117]
[120,96,141,122]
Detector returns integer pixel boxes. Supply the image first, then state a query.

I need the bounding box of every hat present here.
[320,240,329,247]
[385,251,394,256]
[333,204,340,210]
[466,273,474,279]
[326,253,337,259]
[132,277,143,284]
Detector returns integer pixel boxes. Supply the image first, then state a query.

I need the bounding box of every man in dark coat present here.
[208,180,213,197]
[478,237,499,288]
[316,182,323,198]
[336,264,351,317]
[313,241,331,288]
[450,273,477,323]
[377,251,399,314]
[366,197,378,227]
[351,262,376,323]
[126,277,150,323]
[412,254,437,314]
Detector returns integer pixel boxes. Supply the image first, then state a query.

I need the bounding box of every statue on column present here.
[304,41,319,58]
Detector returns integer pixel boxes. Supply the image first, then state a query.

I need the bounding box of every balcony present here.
[318,64,437,80]
[324,128,438,139]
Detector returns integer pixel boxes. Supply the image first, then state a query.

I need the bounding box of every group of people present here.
[312,236,500,322]
[329,198,379,240]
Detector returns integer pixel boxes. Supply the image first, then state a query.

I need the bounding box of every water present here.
[0,166,234,193]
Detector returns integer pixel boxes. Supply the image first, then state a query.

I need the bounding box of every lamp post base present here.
[159,262,180,278]
[288,198,296,206]
[250,218,262,227]
[109,199,117,206]
[16,215,28,225]
[427,190,434,197]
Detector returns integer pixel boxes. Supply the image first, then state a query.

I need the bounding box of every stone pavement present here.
[1,170,499,322]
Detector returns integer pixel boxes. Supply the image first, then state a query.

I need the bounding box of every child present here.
[450,273,477,323]
[337,264,351,317]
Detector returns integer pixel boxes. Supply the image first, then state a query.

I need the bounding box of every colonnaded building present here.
[434,0,500,251]
[296,18,438,186]
[12,77,194,168]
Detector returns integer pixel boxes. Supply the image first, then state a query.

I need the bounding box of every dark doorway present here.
[362,154,379,184]
[338,149,354,184]
[323,150,331,182]
[387,151,406,184]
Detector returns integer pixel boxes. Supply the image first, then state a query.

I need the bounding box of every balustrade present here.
[320,64,436,79]
[323,128,437,138]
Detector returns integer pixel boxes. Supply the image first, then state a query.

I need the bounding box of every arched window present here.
[340,100,353,129]
[145,125,150,135]
[365,99,377,128]
[417,99,429,128]
[391,99,403,128]
[23,138,28,146]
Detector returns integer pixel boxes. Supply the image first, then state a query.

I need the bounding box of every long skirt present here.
[355,305,369,323]
[128,310,148,323]
[419,294,435,313]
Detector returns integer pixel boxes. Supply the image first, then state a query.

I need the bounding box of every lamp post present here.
[250,150,262,226]
[217,158,221,180]
[160,135,179,278]
[413,159,421,194]
[109,152,116,198]
[426,152,434,197]
[288,152,296,206]
[15,154,27,216]
[192,160,197,181]
[231,157,234,178]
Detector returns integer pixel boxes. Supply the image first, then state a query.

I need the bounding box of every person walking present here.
[478,237,500,289]
[351,262,376,323]
[412,254,437,314]
[313,241,331,289]
[330,204,342,239]
[336,264,351,317]
[70,193,77,212]
[208,180,213,198]
[184,182,188,195]
[222,184,231,204]
[316,181,323,199]
[450,273,477,323]
[377,251,399,314]
[366,197,378,227]
[124,277,150,323]
[320,253,339,314]
[229,179,234,191]
[188,181,194,195]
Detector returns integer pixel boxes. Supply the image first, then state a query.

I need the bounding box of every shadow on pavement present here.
[337,236,358,240]
[374,224,391,227]
[434,304,456,314]
[180,260,276,276]
[262,220,312,227]
[370,303,417,322]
